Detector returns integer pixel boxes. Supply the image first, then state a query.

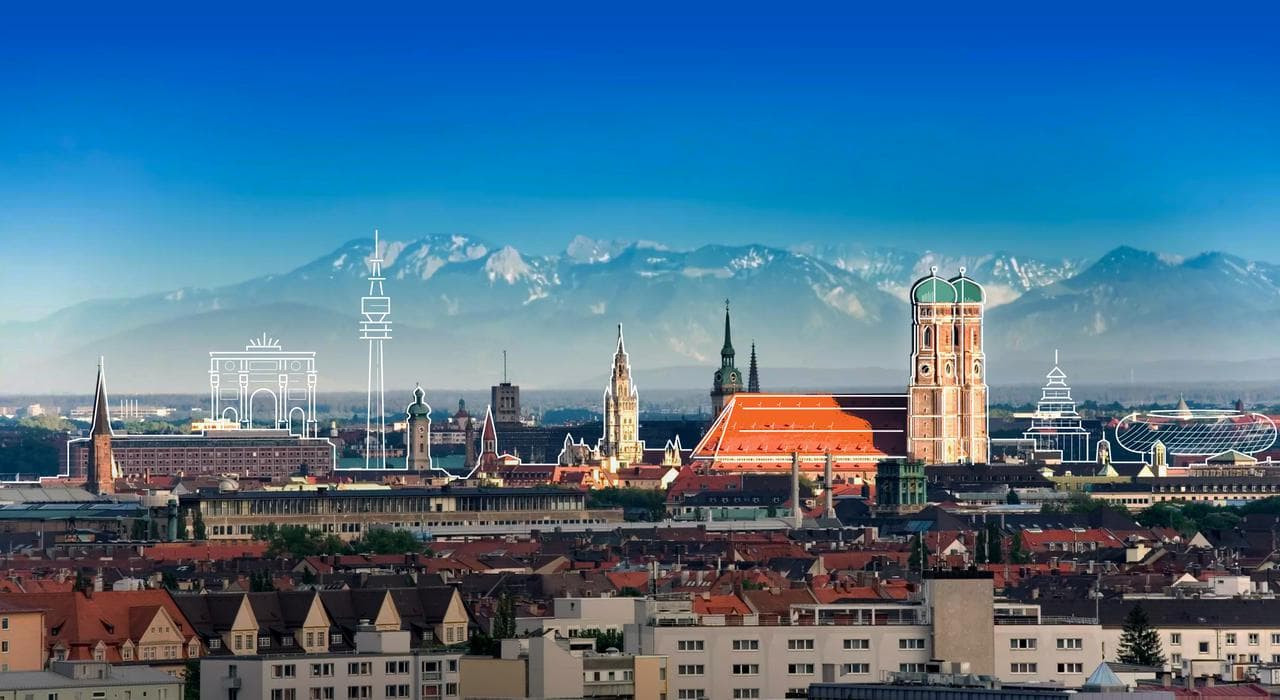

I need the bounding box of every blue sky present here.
[1,3,1277,320]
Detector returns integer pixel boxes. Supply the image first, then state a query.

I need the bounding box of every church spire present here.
[721,299,735,363]
[90,357,114,437]
[748,341,760,393]
[88,358,116,495]
[710,301,744,416]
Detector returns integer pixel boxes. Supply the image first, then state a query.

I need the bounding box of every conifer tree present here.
[985,524,1004,564]
[1117,604,1165,666]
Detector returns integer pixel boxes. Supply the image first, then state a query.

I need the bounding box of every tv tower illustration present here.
[361,230,392,469]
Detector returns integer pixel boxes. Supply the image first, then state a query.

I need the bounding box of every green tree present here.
[183,659,200,700]
[263,525,350,559]
[491,594,516,640]
[1008,532,1031,564]
[468,631,497,656]
[586,487,667,521]
[193,511,207,541]
[985,524,1004,564]
[1116,604,1165,666]
[250,570,276,592]
[161,571,179,590]
[908,533,926,572]
[355,528,426,555]
[580,628,624,652]
[1005,490,1021,505]
[974,529,987,565]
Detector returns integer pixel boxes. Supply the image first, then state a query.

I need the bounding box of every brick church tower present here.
[908,268,988,464]
[88,358,117,495]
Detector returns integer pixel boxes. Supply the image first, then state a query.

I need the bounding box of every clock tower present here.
[710,300,744,417]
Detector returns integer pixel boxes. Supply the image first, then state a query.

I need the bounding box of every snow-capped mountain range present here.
[3,236,1278,393]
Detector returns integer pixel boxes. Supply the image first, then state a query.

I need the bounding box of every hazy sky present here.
[1,4,1278,320]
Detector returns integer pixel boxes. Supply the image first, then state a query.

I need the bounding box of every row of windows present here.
[585,670,634,682]
[679,637,914,654]
[1010,638,1083,650]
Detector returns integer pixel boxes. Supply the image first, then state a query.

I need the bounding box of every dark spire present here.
[721,299,735,364]
[748,341,760,393]
[90,357,114,437]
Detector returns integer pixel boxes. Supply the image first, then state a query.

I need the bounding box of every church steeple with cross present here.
[711,299,744,417]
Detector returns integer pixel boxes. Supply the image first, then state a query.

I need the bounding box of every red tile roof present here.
[741,586,817,616]
[143,542,269,562]
[606,571,650,593]
[691,393,908,472]
[1020,528,1122,549]
[691,593,751,616]
[0,590,198,662]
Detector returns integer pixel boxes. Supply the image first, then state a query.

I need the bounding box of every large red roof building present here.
[691,393,909,475]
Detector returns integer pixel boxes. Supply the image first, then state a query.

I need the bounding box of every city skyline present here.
[2,6,1279,317]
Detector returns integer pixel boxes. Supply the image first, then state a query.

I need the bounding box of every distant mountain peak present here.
[565,235,632,264]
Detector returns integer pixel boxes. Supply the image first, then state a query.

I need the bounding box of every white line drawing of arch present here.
[288,406,307,437]
[209,334,318,437]
[221,406,240,422]
[249,387,278,428]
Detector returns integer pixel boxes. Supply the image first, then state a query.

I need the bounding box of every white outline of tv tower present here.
[361,230,393,469]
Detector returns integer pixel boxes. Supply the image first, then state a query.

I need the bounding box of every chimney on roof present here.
[823,452,835,520]
[791,452,802,530]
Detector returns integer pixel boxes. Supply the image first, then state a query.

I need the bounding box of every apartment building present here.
[0,599,46,672]
[0,661,183,700]
[516,595,638,638]
[623,572,1110,695]
[992,602,1110,686]
[174,587,472,656]
[200,627,463,700]
[459,636,667,700]
[630,594,935,699]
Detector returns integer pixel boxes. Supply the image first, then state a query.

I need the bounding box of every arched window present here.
[922,327,933,348]
[952,326,960,348]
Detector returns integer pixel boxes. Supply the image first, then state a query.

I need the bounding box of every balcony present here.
[994,615,1098,625]
[584,681,636,697]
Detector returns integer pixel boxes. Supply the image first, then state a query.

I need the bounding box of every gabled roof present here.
[1,590,198,661]
[692,393,908,470]
[741,586,816,616]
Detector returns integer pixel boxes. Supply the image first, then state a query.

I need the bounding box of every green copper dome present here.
[949,275,985,303]
[406,385,431,417]
[911,274,957,303]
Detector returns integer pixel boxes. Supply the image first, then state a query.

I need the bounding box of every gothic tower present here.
[747,341,760,393]
[907,267,988,464]
[710,300,744,416]
[88,358,117,495]
[404,384,432,471]
[600,324,644,464]
[949,269,989,464]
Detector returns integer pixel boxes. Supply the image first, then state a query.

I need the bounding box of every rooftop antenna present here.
[503,350,508,383]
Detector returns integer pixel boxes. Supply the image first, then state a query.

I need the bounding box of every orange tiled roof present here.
[606,571,650,592]
[691,593,751,616]
[692,393,908,471]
